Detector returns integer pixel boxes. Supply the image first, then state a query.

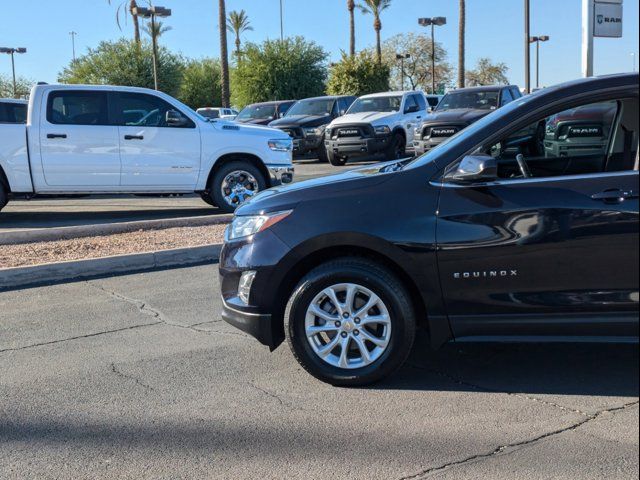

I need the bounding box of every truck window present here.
[500,88,514,106]
[413,94,427,111]
[0,102,27,124]
[47,91,109,125]
[116,92,194,128]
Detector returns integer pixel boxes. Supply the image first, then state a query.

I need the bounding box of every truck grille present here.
[279,127,303,139]
[424,125,460,139]
[331,124,374,139]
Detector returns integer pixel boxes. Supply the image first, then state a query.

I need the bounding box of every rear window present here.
[0,102,27,124]
[47,91,109,125]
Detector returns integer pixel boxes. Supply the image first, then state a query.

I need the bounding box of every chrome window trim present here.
[436,168,638,189]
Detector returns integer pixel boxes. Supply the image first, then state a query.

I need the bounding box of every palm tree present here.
[347,0,356,57]
[108,0,141,44]
[218,0,230,107]
[227,10,253,57]
[458,0,465,88]
[357,0,391,63]
[142,20,172,39]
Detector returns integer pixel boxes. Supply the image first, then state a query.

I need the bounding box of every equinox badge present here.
[453,270,518,279]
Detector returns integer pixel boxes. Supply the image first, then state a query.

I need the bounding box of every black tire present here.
[317,145,329,163]
[0,182,7,212]
[285,257,416,386]
[210,161,267,214]
[384,133,406,160]
[200,192,217,207]
[327,149,348,166]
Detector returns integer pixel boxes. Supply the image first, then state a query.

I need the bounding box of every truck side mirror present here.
[446,154,498,184]
[166,110,188,127]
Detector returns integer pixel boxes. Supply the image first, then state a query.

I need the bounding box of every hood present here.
[206,119,288,139]
[237,117,272,126]
[424,108,492,125]
[236,160,403,215]
[268,114,332,129]
[331,111,397,126]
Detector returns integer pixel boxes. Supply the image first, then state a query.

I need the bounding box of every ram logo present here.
[431,127,457,137]
[340,129,360,136]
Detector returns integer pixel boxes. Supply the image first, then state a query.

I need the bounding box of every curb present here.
[0,244,223,291]
[0,214,233,246]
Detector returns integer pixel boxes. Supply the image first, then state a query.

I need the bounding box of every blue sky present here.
[2,0,638,88]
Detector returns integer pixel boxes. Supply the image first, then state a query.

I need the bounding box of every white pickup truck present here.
[323,91,428,165]
[0,84,294,214]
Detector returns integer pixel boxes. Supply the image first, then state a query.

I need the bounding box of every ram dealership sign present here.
[594,0,623,38]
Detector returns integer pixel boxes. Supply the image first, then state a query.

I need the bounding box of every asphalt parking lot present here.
[1,264,638,479]
[0,158,378,233]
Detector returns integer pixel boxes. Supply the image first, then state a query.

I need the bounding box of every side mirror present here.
[447,154,498,184]
[166,110,188,127]
[339,109,347,116]
[404,104,420,114]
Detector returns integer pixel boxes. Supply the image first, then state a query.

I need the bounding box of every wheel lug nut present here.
[354,318,360,324]
[341,332,348,338]
[342,313,349,319]
[354,330,359,336]
[335,321,341,327]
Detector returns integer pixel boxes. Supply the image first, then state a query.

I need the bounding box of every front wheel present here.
[0,183,8,212]
[285,257,416,386]
[327,149,348,166]
[210,161,267,214]
[384,133,406,160]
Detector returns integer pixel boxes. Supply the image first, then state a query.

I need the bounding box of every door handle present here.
[416,116,422,120]
[124,134,144,140]
[591,189,637,204]
[47,133,67,139]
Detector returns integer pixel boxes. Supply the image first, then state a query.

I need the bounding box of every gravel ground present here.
[0,224,227,269]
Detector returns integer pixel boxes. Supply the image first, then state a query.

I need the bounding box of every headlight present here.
[268,138,293,152]
[374,125,391,136]
[304,126,324,136]
[226,210,292,241]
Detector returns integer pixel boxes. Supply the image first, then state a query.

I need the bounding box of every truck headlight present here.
[304,126,324,136]
[374,125,391,136]
[268,138,293,152]
[226,210,292,241]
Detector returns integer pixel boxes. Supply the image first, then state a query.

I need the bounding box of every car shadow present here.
[376,334,639,398]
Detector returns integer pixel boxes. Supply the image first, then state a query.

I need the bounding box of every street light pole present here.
[132,6,171,91]
[418,17,446,95]
[0,47,27,98]
[69,31,77,62]
[280,0,284,41]
[529,35,550,89]
[395,53,410,90]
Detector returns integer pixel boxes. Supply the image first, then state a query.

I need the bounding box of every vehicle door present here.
[436,93,639,338]
[39,89,121,188]
[114,91,201,189]
[402,95,423,144]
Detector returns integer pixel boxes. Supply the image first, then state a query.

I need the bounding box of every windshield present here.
[197,109,220,119]
[237,104,276,121]
[436,90,499,111]
[405,94,535,170]
[286,99,334,117]
[348,96,402,114]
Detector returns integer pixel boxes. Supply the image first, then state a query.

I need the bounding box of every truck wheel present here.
[210,161,267,214]
[384,133,406,160]
[285,257,416,386]
[200,193,217,207]
[317,145,329,163]
[327,150,348,166]
[0,183,7,212]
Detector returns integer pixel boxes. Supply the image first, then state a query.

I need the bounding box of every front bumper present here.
[266,165,294,186]
[221,297,278,348]
[292,135,324,155]
[325,135,390,157]
[413,136,448,155]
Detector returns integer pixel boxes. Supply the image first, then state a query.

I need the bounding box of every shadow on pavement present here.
[380,336,639,398]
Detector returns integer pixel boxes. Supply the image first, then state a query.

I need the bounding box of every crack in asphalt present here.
[110,362,156,392]
[87,281,249,339]
[398,400,639,479]
[407,362,590,417]
[0,322,161,354]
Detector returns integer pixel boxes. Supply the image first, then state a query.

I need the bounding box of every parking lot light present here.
[529,35,550,89]
[0,47,27,98]
[132,5,172,90]
[418,17,447,94]
[395,53,410,90]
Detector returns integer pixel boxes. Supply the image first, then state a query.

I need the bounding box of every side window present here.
[116,93,194,128]
[500,89,514,106]
[485,98,637,179]
[414,94,428,112]
[511,87,522,99]
[0,102,27,124]
[427,97,440,109]
[403,95,418,113]
[47,91,109,126]
[280,102,294,115]
[338,98,350,115]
